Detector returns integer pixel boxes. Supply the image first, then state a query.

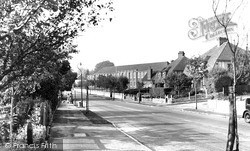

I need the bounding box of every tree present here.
[31,60,73,110]
[116,76,129,93]
[234,48,250,85]
[184,57,208,109]
[214,75,233,94]
[94,60,115,73]
[206,67,231,93]
[106,75,117,99]
[96,75,108,88]
[165,72,192,96]
[212,0,246,150]
[136,81,144,103]
[60,70,78,91]
[0,0,113,92]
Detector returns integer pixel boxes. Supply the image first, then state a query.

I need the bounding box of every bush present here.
[149,88,165,98]
[214,75,233,93]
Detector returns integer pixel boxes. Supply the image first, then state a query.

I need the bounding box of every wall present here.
[207,99,245,116]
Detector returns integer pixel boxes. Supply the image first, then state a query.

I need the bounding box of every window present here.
[246,98,250,105]
[228,64,232,71]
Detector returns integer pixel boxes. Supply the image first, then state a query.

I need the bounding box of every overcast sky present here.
[70,0,250,72]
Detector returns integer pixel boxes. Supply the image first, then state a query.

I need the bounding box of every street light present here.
[77,63,83,107]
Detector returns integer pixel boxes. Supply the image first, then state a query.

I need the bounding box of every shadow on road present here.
[82,110,112,124]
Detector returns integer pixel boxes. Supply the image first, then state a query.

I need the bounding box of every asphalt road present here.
[84,95,250,151]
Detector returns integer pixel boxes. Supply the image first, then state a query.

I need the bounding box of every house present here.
[144,51,189,88]
[190,37,247,93]
[201,37,234,72]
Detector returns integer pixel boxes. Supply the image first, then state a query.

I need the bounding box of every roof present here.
[150,56,189,83]
[201,42,228,71]
[167,56,189,74]
[94,61,169,74]
[141,71,157,82]
[201,42,246,71]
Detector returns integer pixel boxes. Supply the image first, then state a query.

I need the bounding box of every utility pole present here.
[81,72,83,107]
[86,85,89,113]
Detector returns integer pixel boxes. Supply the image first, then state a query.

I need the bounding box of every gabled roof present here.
[94,61,169,74]
[151,55,189,83]
[201,42,228,71]
[167,56,189,74]
[200,41,247,72]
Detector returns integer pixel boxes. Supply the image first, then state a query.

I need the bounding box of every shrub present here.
[214,75,233,93]
[149,88,165,98]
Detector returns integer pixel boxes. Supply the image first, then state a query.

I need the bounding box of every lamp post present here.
[77,63,83,107]
[85,71,90,113]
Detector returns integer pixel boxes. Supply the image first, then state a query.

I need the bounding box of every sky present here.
[69,0,250,72]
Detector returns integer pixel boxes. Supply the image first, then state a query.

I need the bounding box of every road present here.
[83,95,250,151]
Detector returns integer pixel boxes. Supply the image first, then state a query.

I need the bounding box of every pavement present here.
[48,102,151,151]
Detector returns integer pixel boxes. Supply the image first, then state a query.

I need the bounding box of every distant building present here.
[88,61,169,89]
[88,51,189,89]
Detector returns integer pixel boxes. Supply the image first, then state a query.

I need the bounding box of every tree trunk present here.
[226,91,236,151]
[110,89,112,99]
[194,80,197,110]
[226,56,239,151]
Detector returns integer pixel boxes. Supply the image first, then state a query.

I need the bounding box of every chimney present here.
[178,51,185,58]
[219,37,228,46]
[147,67,152,80]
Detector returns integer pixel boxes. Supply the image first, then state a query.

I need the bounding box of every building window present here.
[228,64,232,71]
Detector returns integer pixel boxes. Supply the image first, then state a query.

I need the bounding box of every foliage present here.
[96,75,108,88]
[94,60,115,73]
[0,0,113,146]
[0,121,9,143]
[184,57,208,81]
[137,82,144,90]
[96,75,129,93]
[16,123,46,143]
[116,76,129,92]
[88,79,96,87]
[0,0,113,92]
[106,75,117,90]
[214,75,233,93]
[60,70,77,91]
[149,87,165,98]
[206,67,231,93]
[234,49,250,85]
[165,72,192,96]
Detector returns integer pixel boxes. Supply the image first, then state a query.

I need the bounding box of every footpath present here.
[48,102,150,151]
